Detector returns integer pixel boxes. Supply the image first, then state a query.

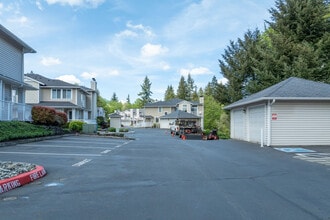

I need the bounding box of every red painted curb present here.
[0,165,47,194]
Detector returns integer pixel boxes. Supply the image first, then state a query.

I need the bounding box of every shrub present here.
[55,111,68,126]
[203,129,211,135]
[68,120,85,132]
[119,128,129,132]
[32,106,56,125]
[97,116,108,129]
[0,121,54,142]
[31,106,67,126]
[108,127,116,132]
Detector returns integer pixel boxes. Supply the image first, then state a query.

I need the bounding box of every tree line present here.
[97,0,329,137]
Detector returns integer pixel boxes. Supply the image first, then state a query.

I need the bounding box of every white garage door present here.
[248,105,265,143]
[232,109,245,140]
[160,119,172,129]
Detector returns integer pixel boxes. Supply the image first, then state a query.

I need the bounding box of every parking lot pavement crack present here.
[211,171,289,182]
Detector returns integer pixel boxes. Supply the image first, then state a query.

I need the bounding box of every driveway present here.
[0,128,329,220]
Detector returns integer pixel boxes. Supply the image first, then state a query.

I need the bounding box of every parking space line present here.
[101,149,112,154]
[19,144,115,150]
[115,140,132,148]
[0,152,102,157]
[72,159,92,167]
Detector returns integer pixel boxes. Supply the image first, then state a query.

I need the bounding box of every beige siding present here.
[25,80,39,103]
[40,89,51,101]
[178,101,192,112]
[145,107,172,119]
[271,101,330,146]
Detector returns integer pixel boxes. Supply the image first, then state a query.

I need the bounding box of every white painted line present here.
[19,144,112,150]
[72,159,92,167]
[0,151,101,157]
[101,149,112,154]
[115,140,132,148]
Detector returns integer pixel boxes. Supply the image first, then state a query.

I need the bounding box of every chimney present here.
[91,78,97,90]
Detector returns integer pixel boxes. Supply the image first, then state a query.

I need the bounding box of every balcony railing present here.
[0,100,32,121]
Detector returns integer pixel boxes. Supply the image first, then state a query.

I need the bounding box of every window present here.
[63,89,71,99]
[52,89,71,99]
[182,104,187,112]
[52,89,61,99]
[158,107,162,113]
[81,94,86,107]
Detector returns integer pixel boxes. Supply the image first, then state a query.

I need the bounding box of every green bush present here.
[68,121,85,132]
[203,129,211,135]
[96,116,108,129]
[119,128,129,132]
[0,121,54,142]
[108,127,116,132]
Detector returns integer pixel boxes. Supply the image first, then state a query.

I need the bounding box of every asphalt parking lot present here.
[0,129,330,220]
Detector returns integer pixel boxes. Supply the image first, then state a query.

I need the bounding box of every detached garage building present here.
[224,77,330,146]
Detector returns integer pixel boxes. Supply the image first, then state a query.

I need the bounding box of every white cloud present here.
[179,67,212,76]
[219,77,228,85]
[45,0,105,8]
[160,62,170,70]
[106,70,119,76]
[141,43,168,57]
[81,71,97,79]
[56,74,81,84]
[41,57,62,66]
[7,16,29,25]
[36,1,44,10]
[126,21,154,38]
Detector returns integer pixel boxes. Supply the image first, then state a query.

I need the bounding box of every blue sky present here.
[0,0,275,101]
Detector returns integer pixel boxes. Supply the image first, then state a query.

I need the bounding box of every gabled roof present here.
[144,98,184,108]
[224,77,330,110]
[0,24,36,53]
[25,73,79,88]
[160,110,200,119]
[109,113,122,118]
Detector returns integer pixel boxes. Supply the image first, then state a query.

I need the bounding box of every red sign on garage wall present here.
[272,113,278,120]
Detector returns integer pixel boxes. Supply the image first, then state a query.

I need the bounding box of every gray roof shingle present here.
[160,110,200,119]
[144,98,184,108]
[225,77,330,109]
[37,101,79,108]
[25,73,79,88]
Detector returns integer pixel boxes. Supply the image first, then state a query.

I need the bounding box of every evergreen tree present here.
[176,76,189,100]
[186,73,196,101]
[265,0,330,82]
[191,88,199,101]
[126,94,131,104]
[111,92,118,102]
[198,87,204,97]
[138,76,153,105]
[164,85,176,101]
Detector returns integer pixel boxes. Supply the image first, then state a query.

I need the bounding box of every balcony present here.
[0,100,32,121]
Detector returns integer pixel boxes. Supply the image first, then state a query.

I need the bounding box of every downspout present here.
[267,99,276,146]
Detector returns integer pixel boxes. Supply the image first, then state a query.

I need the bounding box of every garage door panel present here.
[248,105,265,143]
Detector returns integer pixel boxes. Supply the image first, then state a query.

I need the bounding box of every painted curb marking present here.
[0,165,47,194]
